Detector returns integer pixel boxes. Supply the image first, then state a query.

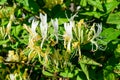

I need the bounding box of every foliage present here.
[0,0,120,80]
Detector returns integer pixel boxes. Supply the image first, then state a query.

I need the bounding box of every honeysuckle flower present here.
[29,19,39,48]
[6,50,19,62]
[39,13,48,48]
[96,23,102,37]
[90,23,102,51]
[28,16,36,23]
[9,74,15,80]
[64,21,74,52]
[40,13,47,26]
[64,21,74,38]
[51,18,58,43]
[23,19,39,50]
[31,19,39,36]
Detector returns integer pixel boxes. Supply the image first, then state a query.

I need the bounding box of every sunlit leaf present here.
[80,56,102,66]
[104,66,116,80]
[105,1,119,13]
[12,25,23,37]
[58,18,68,25]
[114,63,120,76]
[77,75,82,80]
[99,28,120,45]
[0,39,9,45]
[60,70,74,78]
[107,12,120,24]
[87,0,103,11]
[79,62,90,80]
[42,70,53,76]
[114,44,120,58]
[80,11,103,18]
[0,0,7,5]
[80,0,87,7]
[116,24,120,29]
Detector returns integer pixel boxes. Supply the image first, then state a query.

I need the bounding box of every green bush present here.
[0,0,120,80]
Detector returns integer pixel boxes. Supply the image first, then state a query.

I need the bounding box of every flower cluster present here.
[24,12,102,54]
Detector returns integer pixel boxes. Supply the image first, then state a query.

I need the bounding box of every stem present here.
[41,38,45,48]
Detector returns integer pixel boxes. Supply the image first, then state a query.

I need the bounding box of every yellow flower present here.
[6,50,19,62]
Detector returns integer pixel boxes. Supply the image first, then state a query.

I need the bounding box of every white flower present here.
[31,19,39,36]
[91,23,102,40]
[40,13,47,26]
[28,16,36,23]
[39,13,48,48]
[64,21,74,52]
[40,13,48,39]
[64,21,74,39]
[9,74,15,80]
[96,23,102,37]
[51,18,58,42]
[51,18,58,34]
[90,23,102,51]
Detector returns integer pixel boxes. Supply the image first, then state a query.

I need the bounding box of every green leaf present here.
[0,0,7,5]
[58,18,68,25]
[100,28,120,45]
[116,24,120,29]
[42,70,53,76]
[114,44,120,58]
[80,55,102,66]
[87,0,103,11]
[105,1,119,13]
[77,75,82,80]
[80,0,87,7]
[103,65,115,80]
[80,11,103,18]
[16,0,39,13]
[12,25,23,37]
[105,73,115,80]
[60,70,73,78]
[79,62,90,80]
[0,39,9,45]
[104,67,116,80]
[107,12,120,24]
[114,63,120,76]
[74,70,79,76]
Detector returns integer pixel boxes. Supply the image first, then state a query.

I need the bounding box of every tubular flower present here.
[29,19,39,49]
[31,19,39,37]
[95,23,102,37]
[39,13,48,48]
[23,20,39,50]
[6,50,19,62]
[64,21,74,52]
[51,18,59,43]
[90,23,102,51]
[9,74,15,80]
[24,19,39,50]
